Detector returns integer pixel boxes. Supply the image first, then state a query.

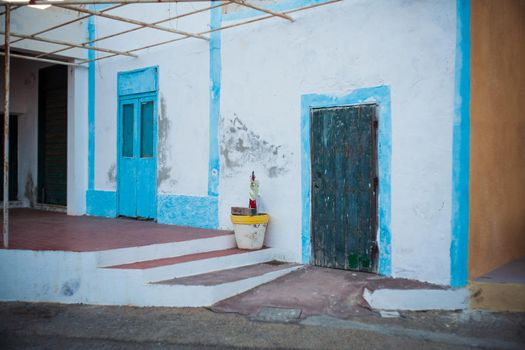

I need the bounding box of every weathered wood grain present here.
[310,105,378,272]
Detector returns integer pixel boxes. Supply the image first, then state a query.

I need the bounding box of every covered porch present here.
[0,208,232,252]
[0,208,296,306]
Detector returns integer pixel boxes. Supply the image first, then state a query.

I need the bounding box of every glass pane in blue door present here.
[140,101,154,158]
[122,103,134,157]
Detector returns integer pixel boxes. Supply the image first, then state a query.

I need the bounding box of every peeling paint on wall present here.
[24,173,35,207]
[157,95,172,189]
[61,278,80,296]
[220,116,292,178]
[107,163,116,184]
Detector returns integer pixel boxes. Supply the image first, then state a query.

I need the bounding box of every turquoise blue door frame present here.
[117,93,158,219]
[118,98,139,217]
[116,66,159,220]
[301,86,392,276]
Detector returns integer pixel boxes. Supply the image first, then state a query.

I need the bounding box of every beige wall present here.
[469,0,525,279]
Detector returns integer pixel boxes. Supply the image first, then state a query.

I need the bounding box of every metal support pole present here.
[3,4,10,248]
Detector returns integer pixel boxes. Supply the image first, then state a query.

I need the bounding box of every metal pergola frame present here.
[0,0,341,247]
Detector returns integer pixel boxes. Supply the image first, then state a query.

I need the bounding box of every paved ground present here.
[213,266,444,319]
[1,302,523,349]
[2,265,524,349]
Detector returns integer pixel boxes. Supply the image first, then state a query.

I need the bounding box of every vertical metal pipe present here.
[3,5,10,248]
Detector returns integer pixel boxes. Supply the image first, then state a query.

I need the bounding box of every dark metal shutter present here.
[38,65,67,206]
[0,114,18,201]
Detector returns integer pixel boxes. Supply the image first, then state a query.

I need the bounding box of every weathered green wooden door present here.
[310,105,378,272]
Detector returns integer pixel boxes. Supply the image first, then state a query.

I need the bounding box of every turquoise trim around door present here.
[118,99,139,217]
[117,67,158,219]
[301,86,392,276]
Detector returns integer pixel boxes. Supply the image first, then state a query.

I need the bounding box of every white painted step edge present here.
[96,234,236,267]
[137,247,282,283]
[363,288,470,311]
[207,265,304,306]
[136,265,303,307]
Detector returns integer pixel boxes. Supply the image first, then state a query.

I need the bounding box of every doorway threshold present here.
[33,203,66,213]
[0,201,24,208]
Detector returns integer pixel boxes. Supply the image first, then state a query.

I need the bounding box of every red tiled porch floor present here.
[107,248,264,270]
[0,209,232,252]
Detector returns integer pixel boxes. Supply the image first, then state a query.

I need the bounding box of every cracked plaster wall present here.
[219,0,457,285]
[93,3,210,196]
[90,1,457,285]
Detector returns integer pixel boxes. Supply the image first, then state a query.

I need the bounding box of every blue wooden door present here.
[118,96,157,219]
[310,105,378,272]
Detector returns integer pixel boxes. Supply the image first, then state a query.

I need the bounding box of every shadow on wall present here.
[220,115,293,178]
[24,173,36,207]
[157,95,173,189]
[107,163,116,185]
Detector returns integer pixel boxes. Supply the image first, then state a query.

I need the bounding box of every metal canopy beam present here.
[0,5,19,17]
[76,0,341,65]
[2,0,341,66]
[229,0,293,22]
[0,52,83,67]
[38,2,229,59]
[56,4,209,41]
[10,4,126,46]
[2,0,214,4]
[209,0,341,33]
[1,30,137,57]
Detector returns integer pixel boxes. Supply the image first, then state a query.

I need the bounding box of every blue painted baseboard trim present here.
[300,85,392,276]
[157,195,219,229]
[86,190,117,218]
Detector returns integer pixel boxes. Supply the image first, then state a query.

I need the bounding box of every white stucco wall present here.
[0,58,50,206]
[218,0,456,284]
[93,3,211,196]
[89,0,455,285]
[0,59,88,213]
[0,5,90,212]
[67,66,89,215]
[0,6,89,60]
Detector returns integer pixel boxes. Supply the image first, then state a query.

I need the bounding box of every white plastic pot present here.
[230,214,270,250]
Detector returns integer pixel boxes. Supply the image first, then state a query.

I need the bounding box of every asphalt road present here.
[1,302,523,349]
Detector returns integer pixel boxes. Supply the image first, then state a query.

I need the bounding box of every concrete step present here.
[141,262,302,307]
[155,261,300,286]
[469,256,525,312]
[96,233,236,267]
[104,247,283,283]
